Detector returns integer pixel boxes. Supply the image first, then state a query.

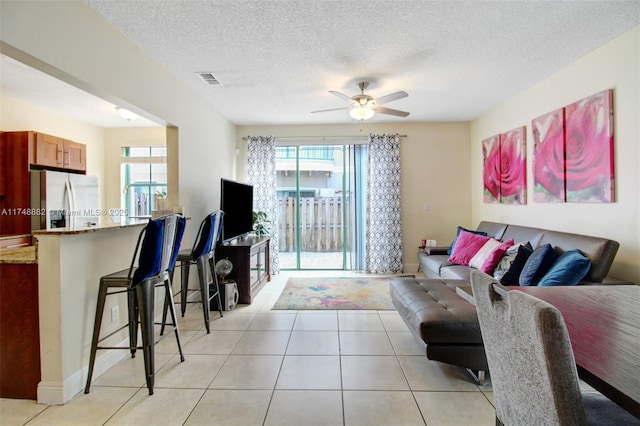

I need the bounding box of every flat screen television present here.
[220,178,254,243]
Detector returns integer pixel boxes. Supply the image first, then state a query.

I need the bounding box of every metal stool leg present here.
[196,257,211,333]
[127,289,138,357]
[209,256,224,318]
[163,277,185,362]
[136,280,155,395]
[85,282,108,394]
[180,259,190,316]
[160,269,175,336]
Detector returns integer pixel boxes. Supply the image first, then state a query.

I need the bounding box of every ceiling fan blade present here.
[374,91,408,105]
[311,107,350,113]
[372,106,410,117]
[329,91,354,102]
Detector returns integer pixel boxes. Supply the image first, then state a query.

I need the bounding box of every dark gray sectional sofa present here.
[390,221,624,381]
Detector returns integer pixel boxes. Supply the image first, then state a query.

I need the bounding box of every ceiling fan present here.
[312,81,410,121]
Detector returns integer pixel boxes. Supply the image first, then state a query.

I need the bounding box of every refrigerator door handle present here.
[68,179,77,212]
[65,179,75,227]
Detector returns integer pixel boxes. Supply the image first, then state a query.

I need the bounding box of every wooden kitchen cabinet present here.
[34,132,64,168]
[0,262,40,399]
[1,131,86,172]
[0,132,33,234]
[63,139,86,171]
[34,132,86,172]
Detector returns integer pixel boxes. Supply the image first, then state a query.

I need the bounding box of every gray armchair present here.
[470,270,638,425]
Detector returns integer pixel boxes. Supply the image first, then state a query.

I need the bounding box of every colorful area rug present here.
[272,275,412,310]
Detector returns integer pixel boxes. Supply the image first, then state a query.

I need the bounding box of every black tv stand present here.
[217,235,270,304]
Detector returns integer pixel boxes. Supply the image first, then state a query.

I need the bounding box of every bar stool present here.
[163,210,224,334]
[84,214,184,395]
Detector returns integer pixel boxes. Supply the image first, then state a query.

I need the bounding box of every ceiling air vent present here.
[196,72,222,86]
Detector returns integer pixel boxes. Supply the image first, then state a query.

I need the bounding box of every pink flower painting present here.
[482,135,501,203]
[499,127,526,205]
[564,90,614,202]
[532,108,566,202]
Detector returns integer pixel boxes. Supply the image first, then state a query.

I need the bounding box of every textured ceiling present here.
[82,0,640,125]
[3,1,639,128]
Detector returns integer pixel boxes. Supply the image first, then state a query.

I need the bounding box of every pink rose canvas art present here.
[532,108,566,202]
[482,135,501,203]
[499,127,526,205]
[564,90,614,203]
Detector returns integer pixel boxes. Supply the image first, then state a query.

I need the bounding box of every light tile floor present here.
[0,271,497,426]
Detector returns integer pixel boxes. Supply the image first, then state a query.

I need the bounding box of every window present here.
[121,146,167,217]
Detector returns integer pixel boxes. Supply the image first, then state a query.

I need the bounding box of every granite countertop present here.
[0,245,37,264]
[32,218,148,236]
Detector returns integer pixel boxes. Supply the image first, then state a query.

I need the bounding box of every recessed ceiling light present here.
[116,107,139,121]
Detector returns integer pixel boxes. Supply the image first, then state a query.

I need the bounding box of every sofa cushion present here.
[494,242,525,280]
[449,231,491,265]
[538,249,591,286]
[540,230,618,283]
[447,226,488,255]
[470,238,515,274]
[440,264,473,281]
[499,242,534,285]
[519,244,557,286]
[469,239,501,270]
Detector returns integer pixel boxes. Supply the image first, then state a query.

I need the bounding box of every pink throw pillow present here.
[448,230,492,266]
[469,238,502,270]
[480,238,515,274]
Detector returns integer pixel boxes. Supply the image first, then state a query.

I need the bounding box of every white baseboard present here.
[37,337,129,405]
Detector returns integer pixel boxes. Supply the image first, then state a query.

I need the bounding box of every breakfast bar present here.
[1,219,149,404]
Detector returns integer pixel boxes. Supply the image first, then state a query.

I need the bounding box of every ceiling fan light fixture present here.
[350,105,375,121]
[116,107,139,121]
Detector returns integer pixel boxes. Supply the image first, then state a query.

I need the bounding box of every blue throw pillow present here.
[538,249,591,286]
[447,226,488,255]
[132,219,165,284]
[519,243,557,286]
[499,242,534,285]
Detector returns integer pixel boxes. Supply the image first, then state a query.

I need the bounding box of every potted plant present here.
[155,190,168,210]
[252,211,271,236]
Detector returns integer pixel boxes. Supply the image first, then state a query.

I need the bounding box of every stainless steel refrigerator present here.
[30,170,99,230]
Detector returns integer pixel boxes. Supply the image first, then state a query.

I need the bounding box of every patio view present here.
[275,145,364,270]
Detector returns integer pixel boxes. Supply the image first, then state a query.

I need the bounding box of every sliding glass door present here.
[276,144,366,270]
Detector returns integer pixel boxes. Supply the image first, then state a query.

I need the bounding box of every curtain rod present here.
[241,134,407,141]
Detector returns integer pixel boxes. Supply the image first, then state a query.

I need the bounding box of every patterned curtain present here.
[246,135,280,274]
[365,133,403,273]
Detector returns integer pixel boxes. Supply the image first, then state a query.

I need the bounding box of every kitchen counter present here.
[31,218,148,235]
[0,220,147,264]
[0,245,37,264]
[34,220,154,404]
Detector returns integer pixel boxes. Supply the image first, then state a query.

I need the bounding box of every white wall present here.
[470,27,640,283]
[0,95,107,208]
[237,122,471,271]
[1,1,237,247]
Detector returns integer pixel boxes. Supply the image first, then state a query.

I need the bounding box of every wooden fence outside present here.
[277,197,348,252]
